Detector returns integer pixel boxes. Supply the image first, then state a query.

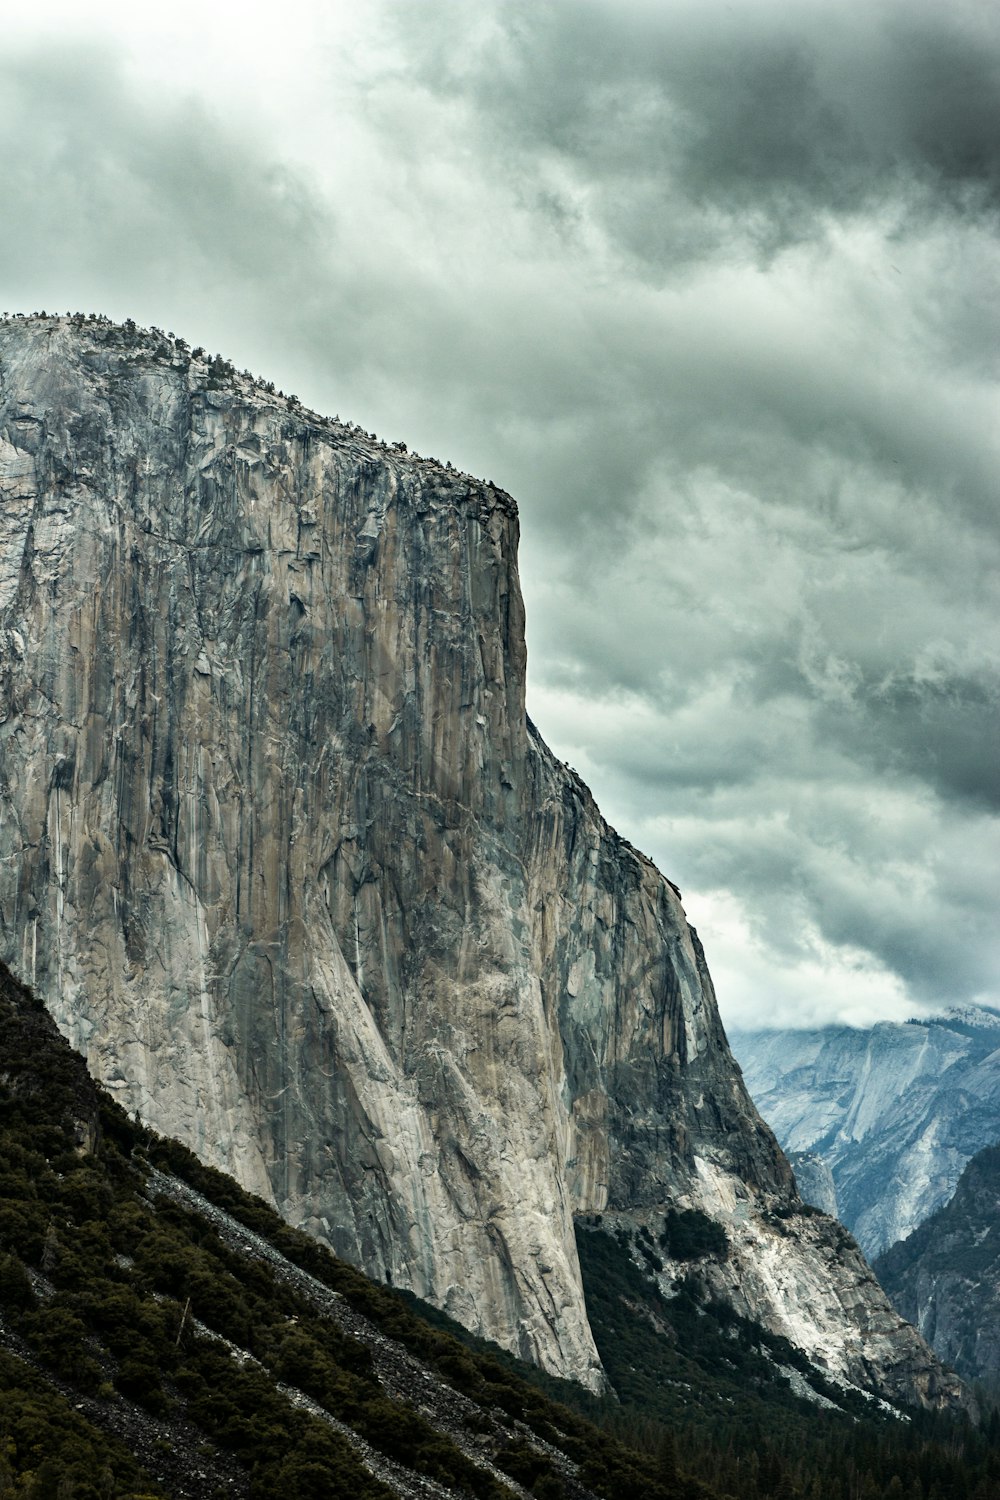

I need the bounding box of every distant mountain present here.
[785,1151,838,1218]
[731,1010,1000,1258]
[875,1145,1000,1385]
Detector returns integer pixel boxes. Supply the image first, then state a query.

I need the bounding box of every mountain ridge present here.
[731,1008,1000,1257]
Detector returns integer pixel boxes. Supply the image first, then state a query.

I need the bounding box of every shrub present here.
[0,1252,35,1310]
[115,1356,168,1415]
[659,1208,728,1261]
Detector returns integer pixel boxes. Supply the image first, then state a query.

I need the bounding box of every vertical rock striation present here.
[0,317,963,1406]
[788,1151,839,1218]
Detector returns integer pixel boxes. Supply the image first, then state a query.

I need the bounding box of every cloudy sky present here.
[2,0,997,1029]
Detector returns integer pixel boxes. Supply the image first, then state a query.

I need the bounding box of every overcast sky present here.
[2,0,997,1029]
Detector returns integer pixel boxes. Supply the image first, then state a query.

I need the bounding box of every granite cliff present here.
[786,1151,839,1218]
[0,315,963,1408]
[875,1145,1000,1385]
[732,1010,1000,1257]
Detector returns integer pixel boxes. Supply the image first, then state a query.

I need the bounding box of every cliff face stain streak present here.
[0,317,962,1406]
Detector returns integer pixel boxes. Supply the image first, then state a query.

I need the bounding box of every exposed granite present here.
[876,1145,1000,1383]
[0,316,965,1408]
[732,1010,1000,1257]
[788,1151,839,1218]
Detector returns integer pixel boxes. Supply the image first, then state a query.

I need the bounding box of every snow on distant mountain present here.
[730,1008,1000,1258]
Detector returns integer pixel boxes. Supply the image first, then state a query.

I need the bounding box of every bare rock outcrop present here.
[875,1145,1000,1384]
[0,316,964,1407]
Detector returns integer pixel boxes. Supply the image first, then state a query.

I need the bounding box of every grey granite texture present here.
[0,317,964,1408]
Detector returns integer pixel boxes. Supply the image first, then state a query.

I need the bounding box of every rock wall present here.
[732,1012,1000,1257]
[0,317,963,1406]
[788,1151,839,1218]
[875,1146,1000,1384]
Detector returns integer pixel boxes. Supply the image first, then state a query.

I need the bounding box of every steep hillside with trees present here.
[2,958,1000,1497]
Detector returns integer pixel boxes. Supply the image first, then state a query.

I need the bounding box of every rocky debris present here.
[148,1168,591,1498]
[0,1307,247,1497]
[0,314,967,1410]
[187,1311,463,1500]
[588,1199,965,1416]
[277,1383,463,1500]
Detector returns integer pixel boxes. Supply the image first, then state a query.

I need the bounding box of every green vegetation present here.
[660,1207,730,1260]
[571,1227,1000,1499]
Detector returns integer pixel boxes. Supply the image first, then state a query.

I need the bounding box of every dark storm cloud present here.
[391,0,1000,262]
[1,4,997,1025]
[812,673,1000,813]
[668,784,1000,1008]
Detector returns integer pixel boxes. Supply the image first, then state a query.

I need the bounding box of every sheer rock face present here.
[732,1011,1000,1257]
[788,1151,839,1218]
[875,1146,1000,1384]
[0,318,963,1406]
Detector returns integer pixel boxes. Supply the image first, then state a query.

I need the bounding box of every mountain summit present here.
[0,314,963,1408]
